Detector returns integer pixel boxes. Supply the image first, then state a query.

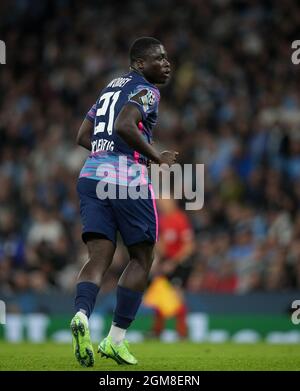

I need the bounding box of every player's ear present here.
[136,58,144,71]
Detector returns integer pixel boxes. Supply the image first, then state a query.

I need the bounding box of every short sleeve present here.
[127,85,160,120]
[85,103,97,123]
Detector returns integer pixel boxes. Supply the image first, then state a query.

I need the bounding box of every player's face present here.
[142,45,170,85]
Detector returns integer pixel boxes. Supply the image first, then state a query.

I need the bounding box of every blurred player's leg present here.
[71,235,115,367]
[153,308,165,337]
[98,241,154,365]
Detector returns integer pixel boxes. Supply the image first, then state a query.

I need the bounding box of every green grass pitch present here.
[0,342,300,371]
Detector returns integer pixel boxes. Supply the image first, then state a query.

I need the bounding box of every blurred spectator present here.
[27,206,65,246]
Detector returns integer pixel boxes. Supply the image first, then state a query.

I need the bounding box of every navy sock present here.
[75,281,99,318]
[113,285,143,329]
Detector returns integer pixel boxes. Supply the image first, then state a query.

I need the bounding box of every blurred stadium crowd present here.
[1,0,300,299]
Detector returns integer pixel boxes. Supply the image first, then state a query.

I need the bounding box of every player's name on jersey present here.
[91,138,114,153]
[107,77,132,88]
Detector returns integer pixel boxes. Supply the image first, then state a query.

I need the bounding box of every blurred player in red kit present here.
[151,198,196,338]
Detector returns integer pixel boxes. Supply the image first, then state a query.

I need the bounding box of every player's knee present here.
[135,256,153,273]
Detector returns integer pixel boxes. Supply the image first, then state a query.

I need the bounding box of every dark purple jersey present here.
[79,70,160,185]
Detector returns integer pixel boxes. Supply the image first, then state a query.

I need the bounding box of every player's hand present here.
[159,150,179,167]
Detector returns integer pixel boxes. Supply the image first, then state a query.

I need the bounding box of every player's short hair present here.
[129,37,162,63]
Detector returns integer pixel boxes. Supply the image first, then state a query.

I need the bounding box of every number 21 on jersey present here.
[94,91,121,136]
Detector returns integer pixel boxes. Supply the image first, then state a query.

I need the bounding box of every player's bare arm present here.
[115,104,178,166]
[76,118,93,151]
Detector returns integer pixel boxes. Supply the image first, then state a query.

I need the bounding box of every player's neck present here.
[130,66,151,84]
[130,66,143,77]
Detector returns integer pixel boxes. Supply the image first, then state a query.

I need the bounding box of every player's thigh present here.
[111,184,158,247]
[77,178,117,245]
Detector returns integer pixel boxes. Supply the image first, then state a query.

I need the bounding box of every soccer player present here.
[70,37,178,366]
